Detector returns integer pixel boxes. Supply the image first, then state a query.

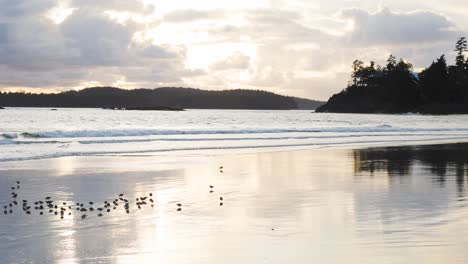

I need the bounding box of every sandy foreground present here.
[1,144,468,264]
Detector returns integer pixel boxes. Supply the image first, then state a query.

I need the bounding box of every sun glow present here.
[46,3,76,24]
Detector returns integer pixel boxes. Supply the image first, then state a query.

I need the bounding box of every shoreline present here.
[1,138,468,167]
[1,139,468,177]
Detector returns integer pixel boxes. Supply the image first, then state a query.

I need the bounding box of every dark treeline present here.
[317,37,468,114]
[0,87,323,110]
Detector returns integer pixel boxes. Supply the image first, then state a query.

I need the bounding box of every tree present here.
[454,37,468,68]
[386,54,397,72]
[384,59,419,107]
[351,59,364,86]
[449,37,468,102]
[419,55,450,103]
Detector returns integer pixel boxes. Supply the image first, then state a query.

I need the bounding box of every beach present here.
[1,143,468,263]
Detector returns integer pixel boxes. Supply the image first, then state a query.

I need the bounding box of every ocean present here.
[1,108,468,162]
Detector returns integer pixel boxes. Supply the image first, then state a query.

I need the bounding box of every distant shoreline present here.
[0,86,324,110]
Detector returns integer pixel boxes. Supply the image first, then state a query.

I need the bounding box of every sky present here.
[0,0,466,100]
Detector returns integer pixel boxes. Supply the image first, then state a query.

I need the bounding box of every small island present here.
[317,37,468,114]
[122,106,184,111]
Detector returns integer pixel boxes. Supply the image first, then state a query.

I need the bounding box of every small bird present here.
[177,203,182,207]
[210,185,214,189]
[98,214,103,217]
[220,197,223,201]
[81,214,87,220]
[45,197,51,200]
[177,208,182,212]
[119,194,124,197]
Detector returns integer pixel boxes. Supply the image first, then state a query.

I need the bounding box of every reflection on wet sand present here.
[1,144,468,263]
[353,143,468,193]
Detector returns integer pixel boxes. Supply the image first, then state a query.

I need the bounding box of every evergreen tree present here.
[419,55,450,103]
[350,59,364,86]
[454,37,468,68]
[450,37,468,102]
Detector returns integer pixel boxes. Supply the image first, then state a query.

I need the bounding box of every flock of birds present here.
[1,166,226,221]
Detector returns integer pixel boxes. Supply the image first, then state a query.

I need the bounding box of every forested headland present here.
[0,87,323,110]
[317,37,468,114]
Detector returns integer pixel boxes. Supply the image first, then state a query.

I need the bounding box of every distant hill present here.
[317,37,468,114]
[291,97,324,110]
[0,87,323,110]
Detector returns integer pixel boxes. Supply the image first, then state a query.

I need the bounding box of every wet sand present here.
[1,143,468,263]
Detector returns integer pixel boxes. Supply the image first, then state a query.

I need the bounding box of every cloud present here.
[210,52,251,71]
[0,0,56,19]
[163,9,225,23]
[341,8,461,45]
[69,0,154,14]
[0,0,199,90]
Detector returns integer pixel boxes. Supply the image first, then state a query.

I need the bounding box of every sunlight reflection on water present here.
[1,144,468,263]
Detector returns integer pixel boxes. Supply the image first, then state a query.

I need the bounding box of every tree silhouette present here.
[419,55,450,103]
[454,37,468,68]
[317,37,468,114]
